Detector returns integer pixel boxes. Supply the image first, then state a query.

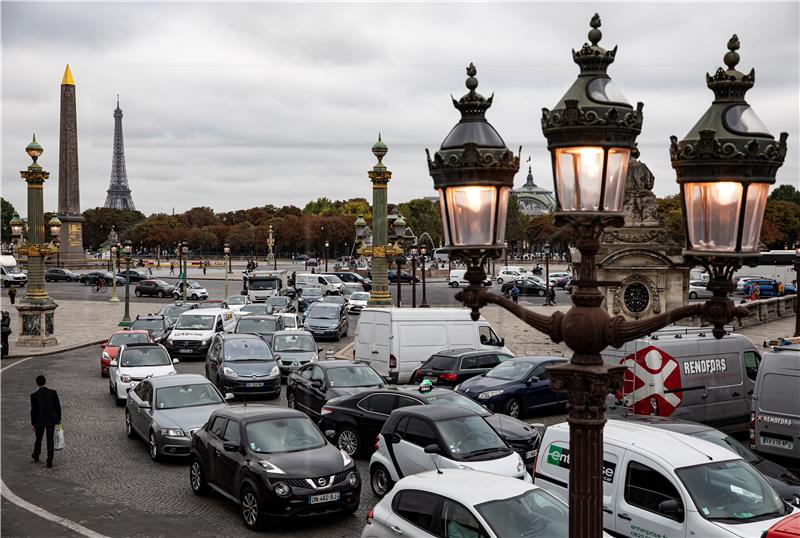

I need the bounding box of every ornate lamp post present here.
[419,244,429,308]
[391,215,408,308]
[181,240,189,302]
[119,239,133,326]
[409,243,418,308]
[110,242,121,302]
[324,240,330,272]
[10,214,24,255]
[224,242,231,299]
[15,135,59,347]
[428,23,787,538]
[268,225,276,270]
[49,216,62,268]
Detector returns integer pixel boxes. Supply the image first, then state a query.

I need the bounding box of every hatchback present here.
[265,295,294,313]
[233,315,285,345]
[135,279,175,298]
[272,330,319,378]
[303,303,348,341]
[45,268,80,282]
[412,349,513,387]
[100,330,152,377]
[205,333,281,398]
[128,314,172,344]
[109,343,178,406]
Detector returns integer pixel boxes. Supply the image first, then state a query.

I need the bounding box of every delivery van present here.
[751,345,800,461]
[164,308,236,358]
[1,255,27,287]
[294,273,342,295]
[354,308,512,384]
[602,327,761,433]
[448,269,492,288]
[535,420,797,537]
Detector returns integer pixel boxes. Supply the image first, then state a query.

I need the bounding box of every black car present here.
[157,302,199,327]
[81,271,125,286]
[189,406,360,530]
[128,314,172,344]
[135,279,175,298]
[265,296,294,313]
[322,272,372,292]
[117,269,149,283]
[233,315,285,346]
[302,303,348,341]
[45,268,80,282]
[387,270,419,284]
[287,360,386,422]
[501,277,547,297]
[298,288,324,312]
[411,349,514,388]
[319,385,540,467]
[206,333,281,398]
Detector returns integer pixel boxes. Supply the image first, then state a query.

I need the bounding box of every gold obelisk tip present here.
[62,64,75,85]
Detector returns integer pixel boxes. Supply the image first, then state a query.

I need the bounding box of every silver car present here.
[271,330,319,378]
[125,373,231,461]
[688,280,713,299]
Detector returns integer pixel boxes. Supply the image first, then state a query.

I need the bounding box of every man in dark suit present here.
[31,375,61,468]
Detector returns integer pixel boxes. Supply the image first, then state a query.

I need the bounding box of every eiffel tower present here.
[104,96,136,210]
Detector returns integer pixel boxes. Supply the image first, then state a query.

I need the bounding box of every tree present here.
[656,195,685,245]
[396,198,442,247]
[303,198,337,216]
[505,194,530,253]
[182,207,218,227]
[768,184,800,205]
[82,207,145,249]
[1,197,17,240]
[525,214,557,250]
[761,199,800,249]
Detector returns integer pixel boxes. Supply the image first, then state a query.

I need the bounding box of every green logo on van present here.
[547,445,570,468]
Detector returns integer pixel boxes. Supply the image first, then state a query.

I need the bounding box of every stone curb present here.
[5,339,104,360]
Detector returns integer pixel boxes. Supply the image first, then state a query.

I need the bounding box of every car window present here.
[624,460,684,522]
[461,356,479,370]
[743,351,760,381]
[139,382,153,403]
[392,490,441,535]
[478,354,501,369]
[403,417,437,448]
[300,366,314,380]
[530,364,550,380]
[310,366,324,383]
[360,394,396,415]
[441,498,487,538]
[223,420,241,445]
[209,417,228,438]
[396,396,423,409]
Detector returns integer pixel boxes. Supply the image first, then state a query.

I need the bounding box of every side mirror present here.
[391,432,402,444]
[224,393,234,400]
[657,499,683,519]
[318,348,323,353]
[527,376,539,384]
[324,429,336,440]
[109,360,118,367]
[274,353,281,360]
[240,290,247,295]
[138,400,151,409]
[223,442,240,452]
[172,358,180,364]
[100,342,107,348]
[311,380,323,390]
[499,337,505,347]
[424,443,440,454]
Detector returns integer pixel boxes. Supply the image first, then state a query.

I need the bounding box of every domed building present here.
[513,165,555,216]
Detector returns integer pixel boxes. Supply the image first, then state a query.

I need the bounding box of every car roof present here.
[546,421,740,467]
[392,405,477,421]
[214,405,307,423]
[360,308,486,322]
[237,314,280,321]
[509,356,567,364]
[112,329,150,335]
[396,469,539,503]
[180,308,229,316]
[609,414,711,436]
[148,374,212,388]
[273,329,312,336]
[221,332,267,341]
[317,360,369,369]
[432,349,489,358]
[134,314,166,320]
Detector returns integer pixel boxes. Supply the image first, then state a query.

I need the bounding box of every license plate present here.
[246,382,264,388]
[424,376,438,384]
[179,349,193,353]
[761,436,793,450]
[309,492,340,504]
[525,450,537,460]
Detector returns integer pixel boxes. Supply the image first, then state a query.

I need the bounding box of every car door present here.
[305,366,328,419]
[523,363,557,409]
[214,419,244,496]
[293,365,316,417]
[384,489,443,537]
[357,393,397,443]
[206,416,228,488]
[130,382,152,436]
[394,417,439,477]
[206,337,222,383]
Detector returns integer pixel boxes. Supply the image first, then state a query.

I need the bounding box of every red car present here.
[99,330,152,376]
[762,513,800,537]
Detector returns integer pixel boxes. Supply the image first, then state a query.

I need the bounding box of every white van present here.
[535,421,797,537]
[1,255,27,287]
[354,308,512,384]
[294,273,343,295]
[164,308,236,358]
[448,269,492,288]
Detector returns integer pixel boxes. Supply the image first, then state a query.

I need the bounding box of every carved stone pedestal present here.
[15,301,58,347]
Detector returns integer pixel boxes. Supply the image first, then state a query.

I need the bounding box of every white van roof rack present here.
[647,325,735,339]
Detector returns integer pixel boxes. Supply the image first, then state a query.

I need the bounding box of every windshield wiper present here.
[462,447,510,459]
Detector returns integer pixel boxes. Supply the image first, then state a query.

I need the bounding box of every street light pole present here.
[324,240,329,272]
[110,242,121,303]
[119,239,132,326]
[224,243,231,300]
[543,243,551,306]
[795,242,800,337]
[181,241,188,302]
[420,246,429,308]
[410,245,418,308]
[268,225,276,271]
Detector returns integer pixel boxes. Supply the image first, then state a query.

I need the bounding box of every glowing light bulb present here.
[713,182,742,206]
[577,148,604,181]
[464,187,484,212]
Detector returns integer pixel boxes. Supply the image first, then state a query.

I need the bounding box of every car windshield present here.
[266,297,288,306]
[155,383,223,409]
[425,355,458,371]
[422,392,489,417]
[161,305,191,317]
[130,319,164,331]
[676,460,788,523]
[175,315,215,330]
[120,348,171,367]
[436,415,509,461]
[227,296,247,305]
[476,489,568,538]
[6,266,23,274]
[690,430,761,465]
[236,319,277,334]
[108,333,150,346]
[327,366,383,388]
[246,417,325,453]
[224,339,273,360]
[350,292,369,301]
[188,281,203,289]
[308,307,340,320]
[242,305,271,315]
[151,280,169,287]
[486,361,534,381]
[273,334,316,352]
[249,279,277,290]
[325,275,342,284]
[302,288,322,297]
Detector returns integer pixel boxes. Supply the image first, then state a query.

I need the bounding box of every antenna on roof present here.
[424,444,443,474]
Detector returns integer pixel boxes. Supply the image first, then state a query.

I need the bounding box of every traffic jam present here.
[94,268,800,537]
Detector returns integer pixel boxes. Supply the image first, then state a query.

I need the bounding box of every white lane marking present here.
[1,355,111,538]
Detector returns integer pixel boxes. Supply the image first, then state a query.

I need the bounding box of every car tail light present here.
[532,452,538,478]
[749,411,756,448]
[321,406,333,415]
[375,434,381,451]
[414,370,421,382]
[389,355,397,369]
[440,373,457,383]
[366,509,374,524]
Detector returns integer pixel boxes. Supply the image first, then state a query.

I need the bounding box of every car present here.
[99,330,153,377]
[276,312,301,331]
[164,309,237,359]
[548,272,572,288]
[388,269,419,283]
[319,385,540,467]
[117,269,149,283]
[272,330,320,378]
[611,414,800,507]
[320,294,347,307]
[456,357,569,418]
[735,275,763,294]
[752,345,800,462]
[189,406,361,530]
[295,254,309,262]
[448,269,492,288]
[173,280,208,300]
[564,276,573,294]
[687,280,713,299]
[347,291,370,314]
[45,268,80,282]
[225,295,251,311]
[762,513,800,538]
[134,279,175,298]
[265,295,294,313]
[501,277,548,297]
[205,333,281,398]
[195,300,229,310]
[125,374,231,461]
[322,271,372,291]
[157,302,199,327]
[495,268,525,284]
[743,278,780,298]
[369,406,531,498]
[108,343,178,406]
[287,360,386,421]
[233,315,285,345]
[411,349,514,388]
[128,314,172,344]
[80,271,125,286]
[298,287,324,311]
[362,469,584,538]
[302,302,349,341]
[307,257,319,267]
[234,304,274,319]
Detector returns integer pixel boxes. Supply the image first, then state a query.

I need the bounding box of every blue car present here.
[455,357,568,419]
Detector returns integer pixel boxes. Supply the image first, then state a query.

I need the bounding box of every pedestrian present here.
[548,286,557,305]
[511,284,520,304]
[169,262,175,275]
[31,375,61,468]
[8,286,16,305]
[148,265,153,276]
[202,261,207,275]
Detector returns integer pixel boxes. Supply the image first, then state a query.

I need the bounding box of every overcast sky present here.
[2,1,798,217]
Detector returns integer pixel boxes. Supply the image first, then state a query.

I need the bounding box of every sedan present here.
[135,279,175,298]
[302,303,348,341]
[688,280,713,299]
[81,271,125,286]
[117,269,149,283]
[205,333,281,398]
[456,357,569,418]
[45,268,80,282]
[387,270,419,283]
[501,277,547,297]
[125,374,230,461]
[100,330,152,377]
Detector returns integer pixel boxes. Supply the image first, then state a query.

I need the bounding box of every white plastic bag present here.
[54,424,65,450]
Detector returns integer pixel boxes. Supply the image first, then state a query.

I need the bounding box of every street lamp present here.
[268,224,277,270]
[428,23,788,538]
[543,243,551,306]
[10,213,24,239]
[419,244,430,308]
[224,242,231,300]
[119,239,133,326]
[409,243,418,308]
[324,240,330,272]
[181,240,189,302]
[49,216,62,268]
[110,242,121,302]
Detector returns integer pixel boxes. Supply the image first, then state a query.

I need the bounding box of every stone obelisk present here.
[57,64,85,265]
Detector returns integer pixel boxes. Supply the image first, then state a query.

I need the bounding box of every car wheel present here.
[191,293,198,300]
[135,290,142,297]
[190,458,210,496]
[157,291,164,298]
[337,427,360,457]
[45,277,51,282]
[537,289,545,297]
[689,291,697,299]
[450,282,458,288]
[240,485,266,531]
[370,463,394,498]
[125,410,135,439]
[148,431,161,461]
[173,293,180,299]
[497,278,504,284]
[504,398,521,419]
[286,391,296,409]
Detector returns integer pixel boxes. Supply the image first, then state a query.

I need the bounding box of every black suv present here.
[412,349,513,387]
[135,279,175,298]
[205,333,281,398]
[189,406,360,530]
[128,314,171,343]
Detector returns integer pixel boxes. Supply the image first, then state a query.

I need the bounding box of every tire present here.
[157,291,164,298]
[173,293,180,299]
[148,431,161,461]
[336,427,360,457]
[537,289,545,297]
[689,291,697,299]
[450,282,458,288]
[125,410,136,439]
[190,458,210,496]
[497,278,504,284]
[370,463,394,498]
[191,294,198,300]
[240,485,266,531]
[45,277,51,282]
[504,398,521,419]
[286,391,296,409]
[135,290,142,297]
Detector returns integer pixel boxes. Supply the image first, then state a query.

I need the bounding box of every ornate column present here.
[365,136,392,306]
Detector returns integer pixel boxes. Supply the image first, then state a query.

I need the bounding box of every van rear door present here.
[354,311,374,365]
[371,312,391,380]
[755,368,800,460]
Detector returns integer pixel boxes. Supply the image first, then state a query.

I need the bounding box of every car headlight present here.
[222,366,238,378]
[269,365,280,377]
[272,482,292,498]
[258,460,286,474]
[311,355,318,362]
[453,384,461,392]
[516,452,526,473]
[340,449,353,467]
[347,471,359,487]
[200,338,210,346]
[478,389,504,400]
[120,374,132,383]
[160,428,186,437]
[102,352,111,361]
[166,338,173,345]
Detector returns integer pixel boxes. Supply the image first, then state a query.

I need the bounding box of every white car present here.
[225,295,251,311]
[347,291,370,314]
[688,280,713,299]
[369,406,530,499]
[277,312,301,331]
[109,343,178,406]
[172,280,208,301]
[363,469,609,538]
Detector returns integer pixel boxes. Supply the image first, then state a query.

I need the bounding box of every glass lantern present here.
[10,214,24,237]
[354,215,367,239]
[123,239,133,255]
[181,241,189,254]
[48,216,62,238]
[224,243,230,255]
[393,214,406,239]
